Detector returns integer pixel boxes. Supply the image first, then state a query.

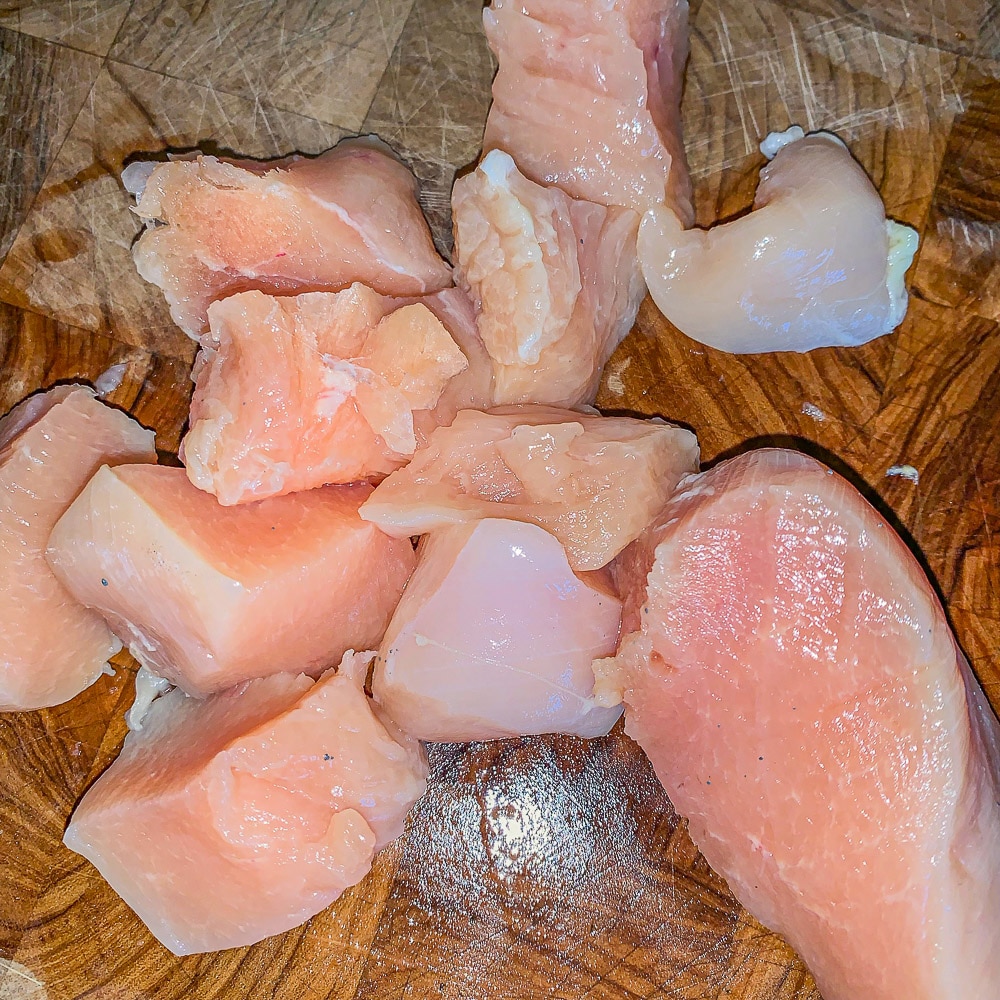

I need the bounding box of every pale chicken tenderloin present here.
[639,127,919,353]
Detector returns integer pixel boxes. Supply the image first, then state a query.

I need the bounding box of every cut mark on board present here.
[0,959,47,1000]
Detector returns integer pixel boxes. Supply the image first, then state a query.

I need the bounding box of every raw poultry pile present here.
[1,1,998,998]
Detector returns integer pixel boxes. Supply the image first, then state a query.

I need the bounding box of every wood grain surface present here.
[1,1,998,997]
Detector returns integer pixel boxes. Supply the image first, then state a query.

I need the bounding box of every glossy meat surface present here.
[453,150,644,406]
[374,519,622,741]
[483,0,692,221]
[64,654,428,955]
[46,466,416,696]
[126,138,451,338]
[181,287,469,503]
[639,129,919,353]
[596,449,1000,1000]
[0,386,155,711]
[361,405,699,571]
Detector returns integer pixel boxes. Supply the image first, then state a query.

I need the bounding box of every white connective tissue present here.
[94,362,128,397]
[886,464,920,484]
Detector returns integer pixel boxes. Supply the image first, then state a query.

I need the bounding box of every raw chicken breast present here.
[361,406,699,572]
[0,386,155,711]
[46,466,416,697]
[639,127,920,353]
[374,519,622,742]
[64,652,428,955]
[483,0,692,221]
[411,286,495,428]
[125,138,452,339]
[181,287,469,504]
[595,449,1000,1000]
[453,150,645,406]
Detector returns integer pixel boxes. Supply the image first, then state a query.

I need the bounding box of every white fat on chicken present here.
[638,126,919,354]
[126,666,174,732]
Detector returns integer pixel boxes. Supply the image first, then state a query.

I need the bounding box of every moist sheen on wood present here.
[1,0,999,998]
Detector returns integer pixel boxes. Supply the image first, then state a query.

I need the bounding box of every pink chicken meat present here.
[361,406,698,571]
[181,287,471,504]
[125,137,452,339]
[374,518,623,742]
[64,651,428,955]
[409,286,495,428]
[452,150,645,406]
[0,386,155,711]
[46,466,415,697]
[596,449,1000,1000]
[483,0,692,222]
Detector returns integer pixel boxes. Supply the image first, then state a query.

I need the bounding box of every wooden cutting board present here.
[1,1,997,997]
